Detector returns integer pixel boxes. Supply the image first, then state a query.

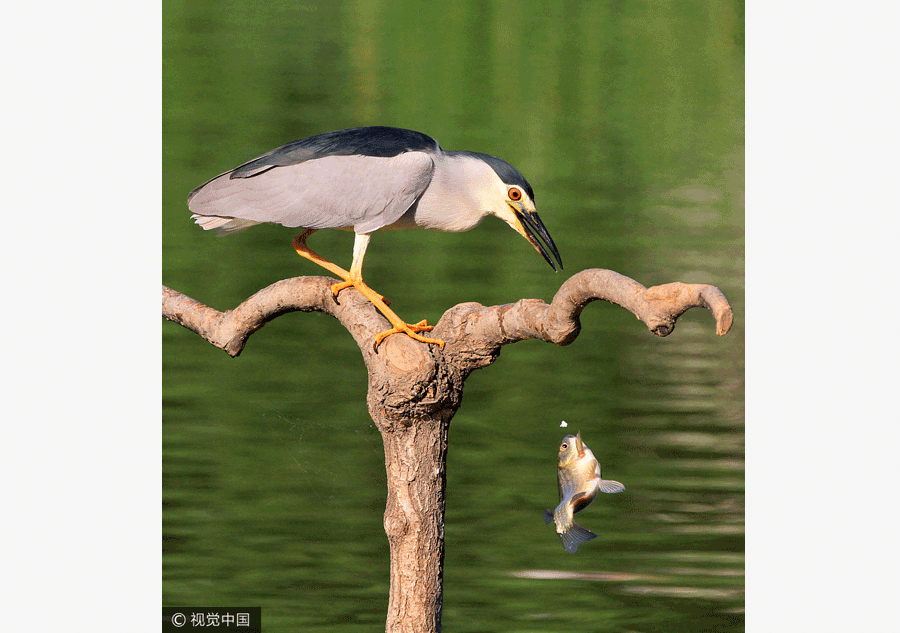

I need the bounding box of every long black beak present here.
[517,210,563,271]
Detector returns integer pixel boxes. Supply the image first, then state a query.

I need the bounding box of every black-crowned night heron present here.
[188,126,562,347]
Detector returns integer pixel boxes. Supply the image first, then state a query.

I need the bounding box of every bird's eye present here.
[508,187,523,201]
[561,443,568,449]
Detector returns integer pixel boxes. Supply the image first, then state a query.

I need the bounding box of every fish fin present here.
[560,522,597,554]
[544,509,554,525]
[598,479,625,494]
[571,491,594,514]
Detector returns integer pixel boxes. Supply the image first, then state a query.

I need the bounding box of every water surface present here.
[163,2,744,631]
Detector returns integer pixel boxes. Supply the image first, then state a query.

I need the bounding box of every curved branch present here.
[548,269,733,337]
[162,276,386,357]
[429,269,732,368]
[162,268,733,359]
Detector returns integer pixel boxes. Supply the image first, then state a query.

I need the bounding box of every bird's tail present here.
[560,521,597,554]
[190,214,263,236]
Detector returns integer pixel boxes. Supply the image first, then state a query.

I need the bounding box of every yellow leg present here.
[292,230,389,304]
[292,229,351,280]
[291,229,391,305]
[330,278,390,303]
[292,231,445,349]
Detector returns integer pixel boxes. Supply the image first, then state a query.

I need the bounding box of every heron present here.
[188,126,562,348]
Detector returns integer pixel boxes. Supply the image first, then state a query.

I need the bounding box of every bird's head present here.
[451,151,563,271]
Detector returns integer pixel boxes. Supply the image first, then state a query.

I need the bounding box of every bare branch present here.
[428,269,732,371]
[162,268,732,359]
[548,269,733,337]
[162,277,386,357]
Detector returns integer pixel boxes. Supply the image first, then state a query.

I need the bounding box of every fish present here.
[545,431,624,553]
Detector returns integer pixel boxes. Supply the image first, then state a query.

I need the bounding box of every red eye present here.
[508,187,522,201]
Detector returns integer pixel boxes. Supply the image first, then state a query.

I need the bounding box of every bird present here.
[187,126,562,348]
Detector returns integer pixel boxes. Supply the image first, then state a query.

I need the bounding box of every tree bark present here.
[377,411,449,632]
[162,268,733,633]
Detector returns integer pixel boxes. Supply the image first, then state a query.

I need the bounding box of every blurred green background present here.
[163,1,744,631]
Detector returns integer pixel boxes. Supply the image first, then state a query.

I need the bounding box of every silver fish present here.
[545,431,624,553]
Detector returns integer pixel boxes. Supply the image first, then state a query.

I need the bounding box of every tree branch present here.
[163,268,733,359]
[162,276,384,357]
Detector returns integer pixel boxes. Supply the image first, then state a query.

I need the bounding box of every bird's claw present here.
[374,320,445,349]
[330,280,390,305]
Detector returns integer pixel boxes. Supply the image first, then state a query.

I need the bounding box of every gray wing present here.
[188,151,435,233]
[227,126,440,176]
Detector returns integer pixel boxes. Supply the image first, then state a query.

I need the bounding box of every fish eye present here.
[508,187,523,201]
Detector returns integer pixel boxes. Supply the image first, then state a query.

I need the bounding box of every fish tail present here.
[560,521,597,554]
[544,509,554,525]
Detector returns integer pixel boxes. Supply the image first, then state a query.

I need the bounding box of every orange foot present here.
[330,280,390,306]
[374,319,444,349]
[330,279,444,349]
[291,231,442,347]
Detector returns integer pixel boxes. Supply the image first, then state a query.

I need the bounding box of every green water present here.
[163,2,744,631]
